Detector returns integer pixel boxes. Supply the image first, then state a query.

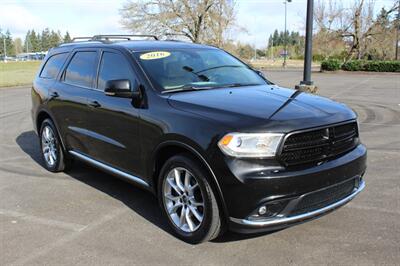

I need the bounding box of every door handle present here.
[50,91,59,98]
[88,100,101,108]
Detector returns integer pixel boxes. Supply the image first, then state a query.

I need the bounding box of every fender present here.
[35,109,68,152]
[151,140,229,220]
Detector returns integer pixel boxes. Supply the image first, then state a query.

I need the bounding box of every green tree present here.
[41,28,51,51]
[29,30,41,52]
[4,30,14,56]
[24,30,33,53]
[13,38,23,55]
[63,31,72,43]
[48,30,61,48]
[272,29,279,46]
[0,28,4,56]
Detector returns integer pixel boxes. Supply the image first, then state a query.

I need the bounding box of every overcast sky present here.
[0,0,396,48]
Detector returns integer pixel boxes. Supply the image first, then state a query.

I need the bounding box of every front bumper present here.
[209,143,367,233]
[229,178,365,234]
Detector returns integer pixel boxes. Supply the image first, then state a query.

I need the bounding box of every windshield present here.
[133,49,266,92]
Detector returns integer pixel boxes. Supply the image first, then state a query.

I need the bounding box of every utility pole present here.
[295,0,317,93]
[283,0,292,67]
[396,0,399,60]
[302,0,313,85]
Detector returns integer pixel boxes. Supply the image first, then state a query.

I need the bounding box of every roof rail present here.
[60,34,160,47]
[92,34,159,41]
[71,37,94,42]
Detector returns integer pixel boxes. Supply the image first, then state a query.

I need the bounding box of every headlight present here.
[218,132,284,158]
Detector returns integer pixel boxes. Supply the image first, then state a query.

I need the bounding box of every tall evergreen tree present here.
[63,31,72,43]
[272,30,279,46]
[24,30,31,53]
[29,30,40,52]
[48,30,61,49]
[268,34,273,47]
[41,28,51,51]
[0,28,4,56]
[4,30,14,56]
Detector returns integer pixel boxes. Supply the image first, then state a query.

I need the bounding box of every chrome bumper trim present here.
[230,180,365,227]
[69,150,149,187]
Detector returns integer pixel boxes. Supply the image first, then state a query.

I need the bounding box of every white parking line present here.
[359,122,400,126]
[329,75,377,100]
[0,209,86,232]
[9,207,127,266]
[347,204,400,216]
[0,155,29,162]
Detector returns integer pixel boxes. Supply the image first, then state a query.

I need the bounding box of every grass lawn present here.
[0,61,42,87]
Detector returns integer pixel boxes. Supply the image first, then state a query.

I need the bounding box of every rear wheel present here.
[39,119,71,172]
[158,154,223,244]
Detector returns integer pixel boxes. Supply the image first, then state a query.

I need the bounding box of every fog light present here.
[258,206,267,215]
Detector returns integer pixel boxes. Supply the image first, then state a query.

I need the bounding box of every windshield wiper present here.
[218,83,263,88]
[161,85,213,94]
[182,66,210,81]
[162,83,262,93]
[195,65,243,74]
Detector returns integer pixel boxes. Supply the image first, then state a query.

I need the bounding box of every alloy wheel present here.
[41,126,58,167]
[163,167,205,233]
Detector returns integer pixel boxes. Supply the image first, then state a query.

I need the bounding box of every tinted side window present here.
[40,53,68,79]
[64,51,97,88]
[97,52,136,91]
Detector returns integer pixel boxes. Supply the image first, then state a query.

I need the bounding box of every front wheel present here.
[158,154,223,244]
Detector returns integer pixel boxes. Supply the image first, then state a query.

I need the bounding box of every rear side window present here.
[64,51,97,88]
[97,52,136,91]
[40,53,68,79]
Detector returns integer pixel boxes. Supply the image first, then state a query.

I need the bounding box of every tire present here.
[158,154,223,244]
[39,118,71,172]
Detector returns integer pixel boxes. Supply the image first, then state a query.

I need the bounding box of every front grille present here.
[279,122,358,167]
[290,178,356,216]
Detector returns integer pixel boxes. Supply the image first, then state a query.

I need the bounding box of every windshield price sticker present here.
[140,51,171,60]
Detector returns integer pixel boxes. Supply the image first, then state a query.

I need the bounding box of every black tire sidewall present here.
[158,154,218,244]
[39,119,63,172]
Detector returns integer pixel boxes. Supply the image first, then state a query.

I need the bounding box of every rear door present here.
[84,48,142,175]
[49,49,99,154]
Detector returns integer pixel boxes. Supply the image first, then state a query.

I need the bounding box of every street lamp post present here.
[396,0,399,60]
[301,0,313,85]
[295,0,317,93]
[283,0,291,68]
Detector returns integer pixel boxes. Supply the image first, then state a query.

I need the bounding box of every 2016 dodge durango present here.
[31,35,366,243]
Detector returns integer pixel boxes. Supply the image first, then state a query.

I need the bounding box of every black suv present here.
[32,35,366,243]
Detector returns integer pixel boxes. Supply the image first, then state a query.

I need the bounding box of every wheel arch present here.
[35,110,67,151]
[150,140,229,221]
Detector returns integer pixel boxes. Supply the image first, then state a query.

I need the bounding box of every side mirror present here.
[104,79,133,98]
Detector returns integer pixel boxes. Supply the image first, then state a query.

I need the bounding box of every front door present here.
[85,49,141,175]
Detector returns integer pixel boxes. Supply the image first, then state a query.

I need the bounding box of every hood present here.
[167,85,356,132]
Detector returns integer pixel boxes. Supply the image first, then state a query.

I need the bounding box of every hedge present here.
[341,60,364,71]
[320,59,341,71]
[321,59,400,72]
[363,61,400,72]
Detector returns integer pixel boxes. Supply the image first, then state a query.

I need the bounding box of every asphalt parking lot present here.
[1,70,399,265]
